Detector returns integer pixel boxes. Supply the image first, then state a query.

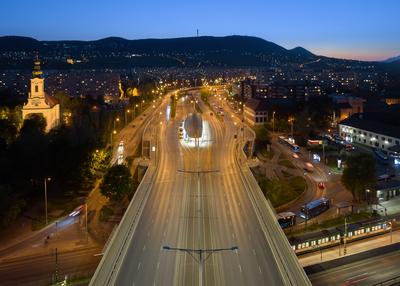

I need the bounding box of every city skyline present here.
[0,0,399,61]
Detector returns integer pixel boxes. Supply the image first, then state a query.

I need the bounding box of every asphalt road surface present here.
[113,97,290,285]
[310,249,400,286]
[0,246,102,286]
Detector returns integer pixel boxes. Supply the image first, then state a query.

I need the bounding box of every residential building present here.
[338,115,400,152]
[244,98,269,126]
[329,94,366,122]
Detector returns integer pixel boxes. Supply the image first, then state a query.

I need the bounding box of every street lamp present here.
[365,189,371,213]
[114,117,120,130]
[44,177,51,225]
[163,246,238,286]
[141,100,145,112]
[134,104,139,119]
[288,117,294,138]
[272,111,276,134]
[110,130,117,144]
[125,109,130,126]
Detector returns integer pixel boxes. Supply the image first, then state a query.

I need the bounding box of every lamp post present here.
[134,104,138,119]
[125,109,130,126]
[44,177,51,225]
[163,245,238,286]
[366,189,371,213]
[110,130,117,145]
[344,216,348,255]
[114,117,120,130]
[141,100,145,113]
[272,111,275,134]
[288,117,294,138]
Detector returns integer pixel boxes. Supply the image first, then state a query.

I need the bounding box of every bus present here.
[276,212,296,228]
[300,198,330,220]
[278,136,300,153]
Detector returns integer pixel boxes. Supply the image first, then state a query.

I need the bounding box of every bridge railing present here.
[235,130,311,285]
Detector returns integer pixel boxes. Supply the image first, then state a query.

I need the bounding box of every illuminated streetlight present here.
[272,111,276,134]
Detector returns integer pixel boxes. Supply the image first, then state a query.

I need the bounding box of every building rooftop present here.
[375,180,400,191]
[245,98,269,111]
[339,115,400,139]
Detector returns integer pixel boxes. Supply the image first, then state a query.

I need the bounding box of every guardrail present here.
[90,113,161,285]
[372,276,400,286]
[235,131,311,285]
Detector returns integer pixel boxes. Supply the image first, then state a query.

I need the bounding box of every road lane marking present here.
[157,261,160,270]
[259,265,262,274]
[137,262,141,271]
[238,264,242,273]
[143,244,146,251]
[253,249,256,256]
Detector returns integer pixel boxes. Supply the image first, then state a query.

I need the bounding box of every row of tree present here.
[0,92,114,227]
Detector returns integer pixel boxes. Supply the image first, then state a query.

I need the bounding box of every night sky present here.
[1,0,399,61]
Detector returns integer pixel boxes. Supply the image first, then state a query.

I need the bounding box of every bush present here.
[99,205,114,222]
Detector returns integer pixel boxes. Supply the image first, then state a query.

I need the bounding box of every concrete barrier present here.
[305,242,400,275]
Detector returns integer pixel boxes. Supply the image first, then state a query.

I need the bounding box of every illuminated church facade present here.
[22,59,60,132]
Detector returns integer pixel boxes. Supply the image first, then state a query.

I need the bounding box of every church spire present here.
[32,56,43,78]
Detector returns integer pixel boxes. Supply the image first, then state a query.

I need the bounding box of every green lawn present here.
[256,174,306,208]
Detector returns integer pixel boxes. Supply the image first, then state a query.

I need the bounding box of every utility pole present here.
[85,202,88,242]
[54,247,59,283]
[290,118,294,138]
[163,246,238,286]
[344,217,347,255]
[44,177,51,225]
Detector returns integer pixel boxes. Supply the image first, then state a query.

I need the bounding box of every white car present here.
[118,141,124,155]
[69,205,84,217]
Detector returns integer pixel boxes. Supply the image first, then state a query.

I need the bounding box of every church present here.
[22,59,60,132]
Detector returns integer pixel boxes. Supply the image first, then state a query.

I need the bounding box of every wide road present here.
[0,246,102,286]
[112,95,294,285]
[309,249,400,285]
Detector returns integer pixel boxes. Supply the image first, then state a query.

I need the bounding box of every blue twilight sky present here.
[1,0,399,61]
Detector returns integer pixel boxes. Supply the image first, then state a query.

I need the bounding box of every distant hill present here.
[383,55,400,63]
[0,35,292,54]
[0,35,319,68]
[0,36,41,51]
[288,46,315,58]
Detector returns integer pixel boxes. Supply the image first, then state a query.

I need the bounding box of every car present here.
[118,141,124,154]
[345,144,355,151]
[69,205,84,217]
[304,162,314,172]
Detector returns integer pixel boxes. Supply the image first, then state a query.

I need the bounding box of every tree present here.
[341,153,376,200]
[100,165,133,201]
[254,124,271,153]
[20,113,47,134]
